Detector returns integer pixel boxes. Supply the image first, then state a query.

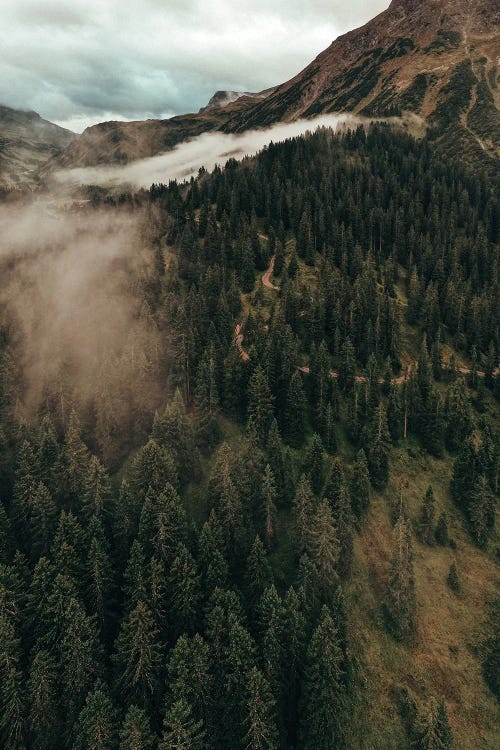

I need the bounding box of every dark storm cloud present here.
[0,1,389,132]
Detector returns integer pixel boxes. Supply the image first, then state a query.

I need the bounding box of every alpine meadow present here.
[0,1,498,749]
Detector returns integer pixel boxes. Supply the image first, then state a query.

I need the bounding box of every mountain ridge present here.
[221,0,499,165]
[0,104,76,189]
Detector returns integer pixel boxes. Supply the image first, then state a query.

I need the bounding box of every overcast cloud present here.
[0,1,389,133]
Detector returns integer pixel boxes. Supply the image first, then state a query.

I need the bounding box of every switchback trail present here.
[262,255,279,291]
[235,323,498,384]
[236,252,499,383]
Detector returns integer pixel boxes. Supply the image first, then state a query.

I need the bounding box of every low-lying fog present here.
[0,201,162,459]
[1,112,406,455]
[54,113,394,189]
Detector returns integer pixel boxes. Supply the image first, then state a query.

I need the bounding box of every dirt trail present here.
[235,323,250,361]
[262,255,279,291]
[237,254,499,383]
[236,325,498,385]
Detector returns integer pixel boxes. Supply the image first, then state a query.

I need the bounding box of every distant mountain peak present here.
[199,87,276,114]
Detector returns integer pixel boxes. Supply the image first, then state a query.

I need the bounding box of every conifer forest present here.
[0,124,498,750]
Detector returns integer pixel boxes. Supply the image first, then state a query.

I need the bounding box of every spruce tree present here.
[27,650,60,750]
[167,543,201,637]
[257,585,285,709]
[387,385,404,443]
[130,439,178,500]
[245,536,273,609]
[450,436,478,513]
[482,597,500,698]
[0,664,25,750]
[119,706,156,750]
[59,410,90,508]
[159,699,205,750]
[339,338,356,394]
[283,587,306,747]
[113,601,162,711]
[307,499,340,601]
[469,475,495,548]
[243,667,279,750]
[0,615,25,750]
[418,486,436,545]
[304,434,325,495]
[386,515,416,642]
[82,455,113,522]
[447,563,461,594]
[247,366,274,445]
[72,684,119,750]
[299,606,345,750]
[123,540,148,611]
[261,465,278,548]
[166,634,213,735]
[29,482,57,561]
[59,597,101,727]
[266,419,287,506]
[283,372,308,448]
[445,379,472,452]
[351,449,371,523]
[366,403,391,491]
[435,512,449,547]
[413,697,453,750]
[293,475,315,553]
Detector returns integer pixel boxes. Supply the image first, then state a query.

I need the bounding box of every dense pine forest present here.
[0,124,499,749]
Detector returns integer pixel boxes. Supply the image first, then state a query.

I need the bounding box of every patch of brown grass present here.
[348,448,499,749]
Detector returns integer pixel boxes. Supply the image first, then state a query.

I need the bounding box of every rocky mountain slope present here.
[0,104,76,189]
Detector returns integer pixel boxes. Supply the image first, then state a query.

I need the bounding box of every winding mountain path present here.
[236,323,498,384]
[236,252,499,383]
[262,255,279,291]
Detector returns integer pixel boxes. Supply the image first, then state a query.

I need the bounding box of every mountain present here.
[199,87,276,113]
[46,0,500,173]
[224,0,499,163]
[0,104,76,189]
[51,89,276,171]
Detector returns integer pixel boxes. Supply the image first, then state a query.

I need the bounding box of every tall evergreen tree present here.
[247,367,274,446]
[260,465,278,548]
[283,372,308,448]
[386,515,416,642]
[351,449,371,523]
[159,699,205,750]
[27,649,60,750]
[243,667,279,750]
[413,698,453,750]
[299,606,345,750]
[113,601,162,711]
[469,475,495,548]
[72,684,119,750]
[119,706,156,750]
[307,499,340,602]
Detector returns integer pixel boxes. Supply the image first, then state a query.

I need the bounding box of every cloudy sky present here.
[0,1,389,132]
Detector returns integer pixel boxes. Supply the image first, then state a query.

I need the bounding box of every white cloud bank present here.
[55,113,385,188]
